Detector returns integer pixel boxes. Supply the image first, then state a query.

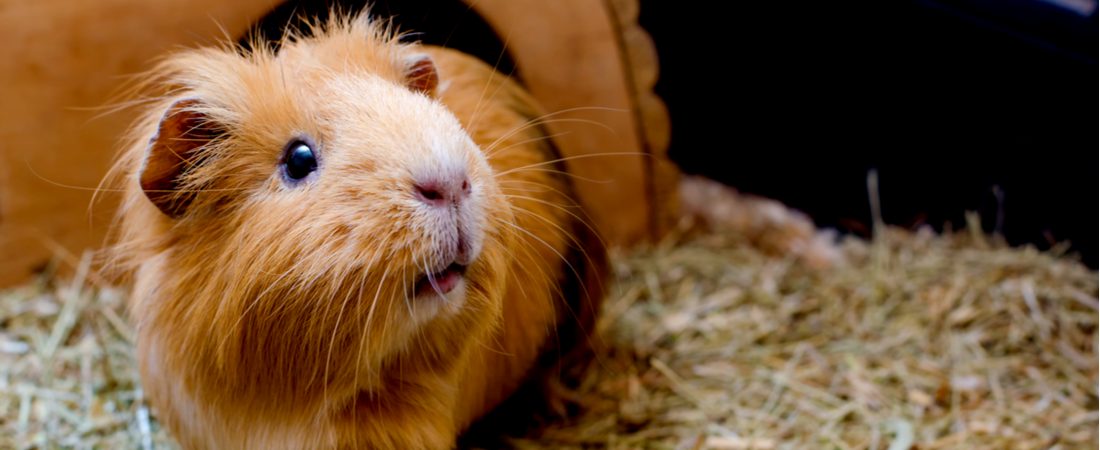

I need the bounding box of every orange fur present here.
[108,14,605,449]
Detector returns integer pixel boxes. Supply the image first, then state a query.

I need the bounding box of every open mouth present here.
[414,263,467,297]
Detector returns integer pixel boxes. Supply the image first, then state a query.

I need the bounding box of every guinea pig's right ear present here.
[405,54,439,94]
[139,98,219,218]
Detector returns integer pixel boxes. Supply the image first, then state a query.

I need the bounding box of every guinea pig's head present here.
[115,16,515,400]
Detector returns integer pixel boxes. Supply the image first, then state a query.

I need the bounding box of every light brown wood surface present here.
[0,0,674,287]
[0,0,275,287]
[469,0,653,244]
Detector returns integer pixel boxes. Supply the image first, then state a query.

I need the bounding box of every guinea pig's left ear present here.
[139,98,220,219]
[405,54,439,94]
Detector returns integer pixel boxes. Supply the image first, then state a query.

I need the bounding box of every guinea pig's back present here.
[422,47,607,430]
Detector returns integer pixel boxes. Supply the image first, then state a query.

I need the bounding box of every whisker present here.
[499,221,586,306]
[321,259,358,402]
[503,189,616,253]
[82,85,194,124]
[481,106,632,154]
[25,159,249,194]
[485,131,571,159]
[499,167,614,184]
[468,76,514,137]
[483,117,618,157]
[498,186,555,194]
[508,205,584,252]
[380,258,401,382]
[493,151,656,178]
[349,268,367,426]
[471,336,515,356]
[323,269,360,411]
[403,257,417,321]
[497,213,612,371]
[468,3,519,137]
[499,182,606,238]
[504,227,569,361]
[496,105,631,137]
[500,194,578,208]
[418,254,455,308]
[505,206,604,317]
[353,265,390,396]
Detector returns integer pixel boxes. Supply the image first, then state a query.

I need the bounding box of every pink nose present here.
[415,176,471,207]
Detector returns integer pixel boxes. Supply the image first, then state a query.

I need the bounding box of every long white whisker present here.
[493,152,655,178]
[496,178,614,252]
[485,131,571,159]
[506,206,603,313]
[318,254,362,390]
[468,12,517,138]
[500,221,583,298]
[483,117,618,157]
[323,268,360,411]
[353,265,389,393]
[499,167,614,184]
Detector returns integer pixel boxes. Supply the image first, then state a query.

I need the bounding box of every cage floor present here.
[1,224,1096,449]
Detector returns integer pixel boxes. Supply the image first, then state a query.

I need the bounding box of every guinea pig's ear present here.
[405,54,439,94]
[139,98,220,218]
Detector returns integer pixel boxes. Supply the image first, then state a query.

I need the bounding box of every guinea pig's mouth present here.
[414,263,467,297]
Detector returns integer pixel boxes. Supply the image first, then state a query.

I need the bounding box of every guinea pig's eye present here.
[284,142,317,180]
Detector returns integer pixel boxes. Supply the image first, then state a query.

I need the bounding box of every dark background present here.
[640,0,1098,267]
[247,0,516,77]
[252,0,1098,268]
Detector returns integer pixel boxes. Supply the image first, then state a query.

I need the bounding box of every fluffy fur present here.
[109,14,604,449]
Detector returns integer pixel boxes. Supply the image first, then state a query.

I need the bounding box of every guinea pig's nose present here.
[415,176,471,207]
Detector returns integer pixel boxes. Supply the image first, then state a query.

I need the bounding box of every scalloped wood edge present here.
[604,0,679,239]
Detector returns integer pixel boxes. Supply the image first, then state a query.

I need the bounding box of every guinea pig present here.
[108,13,605,450]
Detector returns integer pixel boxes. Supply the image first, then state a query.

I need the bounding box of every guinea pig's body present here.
[110,15,604,449]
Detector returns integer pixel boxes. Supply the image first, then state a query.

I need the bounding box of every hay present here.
[0,250,175,450]
[1,223,1096,449]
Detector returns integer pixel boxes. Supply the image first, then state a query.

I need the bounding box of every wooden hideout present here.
[0,0,678,288]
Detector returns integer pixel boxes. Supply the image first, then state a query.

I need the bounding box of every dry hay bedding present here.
[1,224,1096,449]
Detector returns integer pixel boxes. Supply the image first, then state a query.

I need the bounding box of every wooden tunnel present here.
[0,0,678,287]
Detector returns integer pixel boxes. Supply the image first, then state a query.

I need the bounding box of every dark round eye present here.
[284,142,317,180]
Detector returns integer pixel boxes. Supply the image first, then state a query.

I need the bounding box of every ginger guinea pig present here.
[109,14,605,449]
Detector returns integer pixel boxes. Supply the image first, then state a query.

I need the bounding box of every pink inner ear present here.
[407,56,439,94]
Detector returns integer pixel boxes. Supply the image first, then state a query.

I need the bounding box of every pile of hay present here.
[1,223,1096,449]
